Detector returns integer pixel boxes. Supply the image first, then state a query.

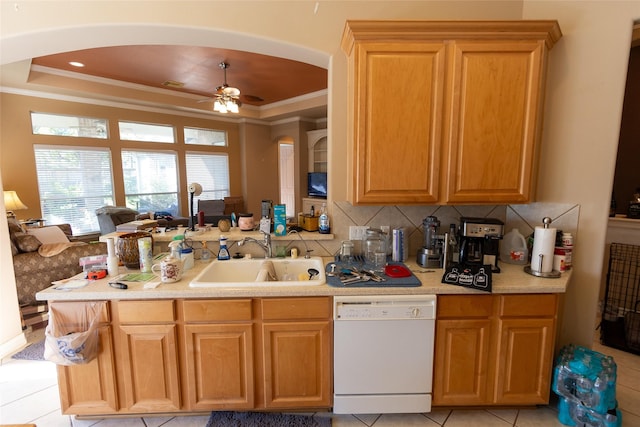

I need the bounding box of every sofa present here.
[95,205,189,234]
[8,218,107,310]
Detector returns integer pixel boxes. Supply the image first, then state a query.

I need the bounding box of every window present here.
[279,141,295,217]
[34,145,114,234]
[185,153,230,203]
[118,121,175,143]
[184,127,227,146]
[121,150,179,215]
[31,112,108,139]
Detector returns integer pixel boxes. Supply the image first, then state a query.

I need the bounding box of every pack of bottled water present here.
[552,345,621,427]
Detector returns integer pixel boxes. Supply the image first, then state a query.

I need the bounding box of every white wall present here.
[523,1,640,346]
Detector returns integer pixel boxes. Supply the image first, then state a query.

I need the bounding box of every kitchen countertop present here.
[99,228,334,243]
[36,257,571,302]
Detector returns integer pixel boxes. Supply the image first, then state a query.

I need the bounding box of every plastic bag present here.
[44,301,105,365]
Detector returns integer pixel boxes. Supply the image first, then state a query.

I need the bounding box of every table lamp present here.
[4,190,28,218]
[187,183,202,231]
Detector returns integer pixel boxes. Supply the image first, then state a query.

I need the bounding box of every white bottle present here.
[106,237,120,276]
[319,203,330,234]
[500,228,528,265]
[180,247,194,270]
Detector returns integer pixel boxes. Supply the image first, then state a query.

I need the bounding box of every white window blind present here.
[185,153,230,203]
[121,150,179,215]
[34,145,114,234]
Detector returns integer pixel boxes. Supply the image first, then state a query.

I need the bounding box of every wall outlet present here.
[349,225,369,241]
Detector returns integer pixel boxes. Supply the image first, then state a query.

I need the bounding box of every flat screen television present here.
[307,172,327,199]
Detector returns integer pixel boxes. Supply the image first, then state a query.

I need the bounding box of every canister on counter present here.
[554,247,571,272]
[392,228,408,262]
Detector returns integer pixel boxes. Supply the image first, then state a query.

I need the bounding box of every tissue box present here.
[274,204,287,236]
[298,214,318,232]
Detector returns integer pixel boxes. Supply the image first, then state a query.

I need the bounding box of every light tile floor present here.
[1,328,639,426]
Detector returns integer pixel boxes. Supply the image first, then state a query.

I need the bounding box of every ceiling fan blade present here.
[242,94,264,103]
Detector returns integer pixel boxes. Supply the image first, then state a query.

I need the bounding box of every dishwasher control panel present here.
[334,295,436,320]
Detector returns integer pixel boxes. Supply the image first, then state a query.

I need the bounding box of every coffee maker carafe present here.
[417,216,443,268]
[459,217,504,273]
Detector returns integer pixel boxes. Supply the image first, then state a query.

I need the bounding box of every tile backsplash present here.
[310,202,580,259]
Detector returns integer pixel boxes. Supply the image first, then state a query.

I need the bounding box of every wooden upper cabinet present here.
[444,40,545,203]
[342,20,562,205]
[348,40,446,204]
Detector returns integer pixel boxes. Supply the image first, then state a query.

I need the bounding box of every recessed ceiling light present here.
[68,61,85,67]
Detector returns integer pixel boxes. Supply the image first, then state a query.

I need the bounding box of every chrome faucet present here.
[238,232,272,258]
[288,229,312,258]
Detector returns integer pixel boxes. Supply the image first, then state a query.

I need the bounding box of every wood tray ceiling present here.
[31,45,328,110]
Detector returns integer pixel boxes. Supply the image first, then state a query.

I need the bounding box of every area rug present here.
[206,411,331,427]
[11,339,45,361]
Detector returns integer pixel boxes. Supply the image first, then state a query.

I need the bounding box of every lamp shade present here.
[4,190,28,212]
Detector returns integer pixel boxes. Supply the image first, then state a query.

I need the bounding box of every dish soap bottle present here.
[319,203,330,234]
[201,241,212,262]
[218,236,230,260]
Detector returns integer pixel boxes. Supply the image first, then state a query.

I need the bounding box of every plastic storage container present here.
[500,228,528,265]
[552,345,622,427]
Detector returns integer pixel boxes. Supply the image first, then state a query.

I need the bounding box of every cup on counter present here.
[151,259,183,283]
[138,236,153,273]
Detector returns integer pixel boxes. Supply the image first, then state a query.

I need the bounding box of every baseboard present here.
[0,331,27,359]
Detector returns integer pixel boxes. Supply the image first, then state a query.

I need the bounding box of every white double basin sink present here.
[190,256,326,287]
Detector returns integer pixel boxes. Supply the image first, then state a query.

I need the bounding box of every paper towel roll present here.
[107,237,115,257]
[531,226,556,273]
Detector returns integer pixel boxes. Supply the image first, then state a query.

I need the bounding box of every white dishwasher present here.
[333,294,436,414]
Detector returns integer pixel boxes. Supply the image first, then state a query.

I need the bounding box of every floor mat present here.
[11,339,45,361]
[206,411,331,427]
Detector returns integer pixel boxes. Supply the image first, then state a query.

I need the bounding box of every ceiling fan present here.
[212,61,241,114]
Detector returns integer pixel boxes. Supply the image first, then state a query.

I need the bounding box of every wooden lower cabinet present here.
[53,297,331,415]
[51,301,118,415]
[181,299,254,410]
[433,294,558,406]
[114,300,181,413]
[57,325,119,414]
[260,298,332,409]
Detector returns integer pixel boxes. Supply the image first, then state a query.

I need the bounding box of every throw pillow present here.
[14,233,42,252]
[27,226,70,244]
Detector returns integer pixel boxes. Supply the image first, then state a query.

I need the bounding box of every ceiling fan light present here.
[213,99,227,113]
[223,86,240,97]
[229,102,239,114]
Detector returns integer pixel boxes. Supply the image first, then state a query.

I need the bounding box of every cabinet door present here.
[350,41,446,204]
[444,40,546,203]
[57,325,119,414]
[493,317,556,404]
[117,323,181,412]
[433,318,492,405]
[262,321,332,409]
[183,323,254,410]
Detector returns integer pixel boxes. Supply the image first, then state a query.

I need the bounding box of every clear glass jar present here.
[364,229,386,268]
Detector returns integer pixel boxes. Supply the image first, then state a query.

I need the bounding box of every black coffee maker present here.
[459,217,504,273]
